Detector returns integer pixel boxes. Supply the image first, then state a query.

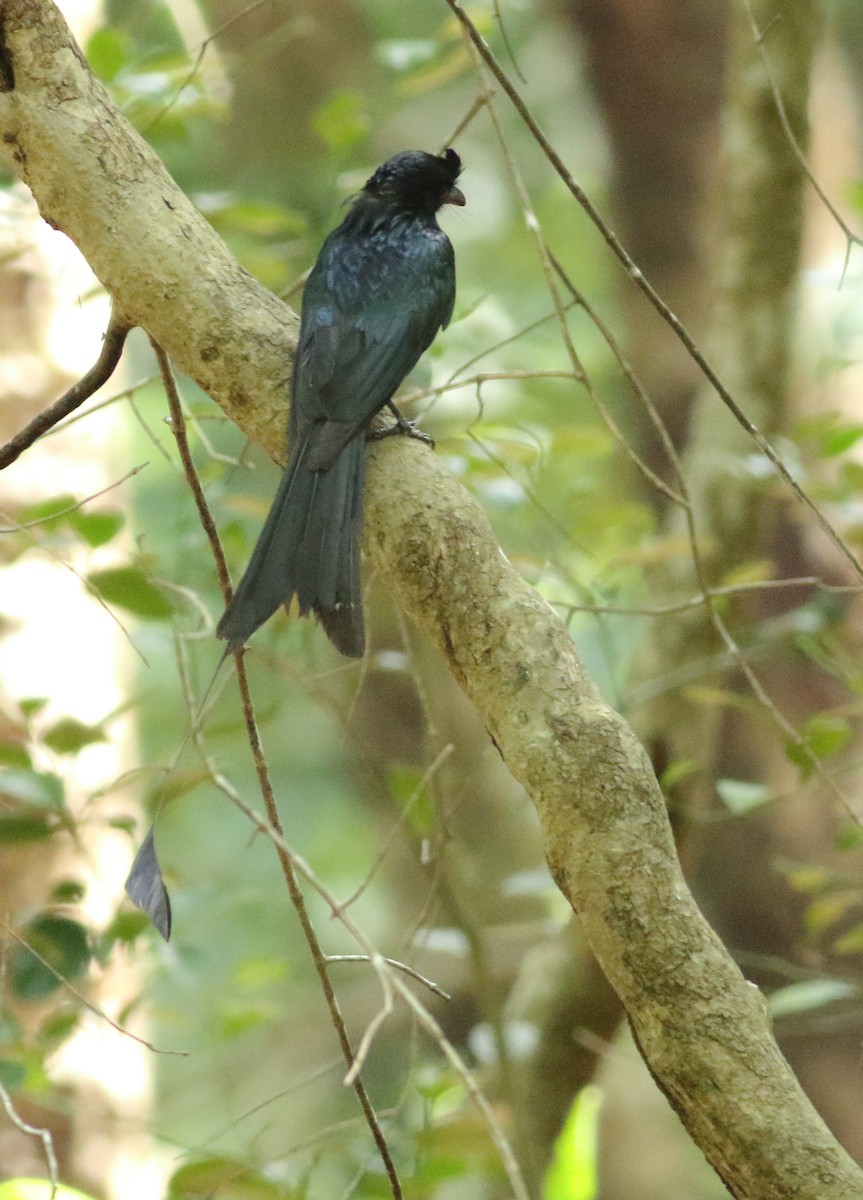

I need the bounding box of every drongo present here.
[217,148,465,658]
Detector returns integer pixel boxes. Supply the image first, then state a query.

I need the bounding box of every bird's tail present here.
[217,433,365,657]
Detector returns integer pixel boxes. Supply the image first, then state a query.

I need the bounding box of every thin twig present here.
[398,980,531,1200]
[740,0,863,286]
[0,462,147,533]
[556,575,863,620]
[1,920,187,1057]
[144,0,271,132]
[328,955,452,1000]
[185,1058,343,1154]
[0,311,130,470]
[0,506,148,664]
[344,963,395,1085]
[409,368,580,402]
[492,0,526,85]
[545,249,686,495]
[443,86,496,149]
[468,50,685,508]
[151,339,405,1200]
[441,301,580,391]
[443,0,863,586]
[214,788,532,1200]
[0,1079,58,1198]
[336,742,455,912]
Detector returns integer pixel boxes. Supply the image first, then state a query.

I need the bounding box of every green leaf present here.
[108,815,137,835]
[69,508,124,548]
[783,865,831,895]
[785,739,816,778]
[84,26,132,82]
[232,955,288,990]
[659,758,700,789]
[718,558,774,588]
[814,354,857,383]
[0,743,31,768]
[834,924,863,955]
[848,179,863,215]
[544,1084,603,1200]
[836,822,863,851]
[50,879,87,904]
[768,978,857,1018]
[0,768,64,809]
[10,915,91,1000]
[39,1008,81,1045]
[114,60,229,141]
[0,1061,27,1091]
[87,566,174,618]
[839,460,863,492]
[311,90,369,152]
[19,494,76,527]
[0,817,56,843]
[822,424,863,456]
[376,38,438,72]
[169,1158,294,1200]
[807,714,851,758]
[0,1181,98,1200]
[18,697,48,718]
[388,764,433,835]
[399,42,471,96]
[786,715,851,778]
[43,718,107,756]
[715,778,770,815]
[217,1002,279,1040]
[683,684,751,712]
[104,909,151,945]
[805,892,857,936]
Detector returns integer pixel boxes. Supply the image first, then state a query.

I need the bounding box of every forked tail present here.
[217,433,365,657]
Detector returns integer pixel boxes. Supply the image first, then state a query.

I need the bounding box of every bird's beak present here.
[444,185,466,207]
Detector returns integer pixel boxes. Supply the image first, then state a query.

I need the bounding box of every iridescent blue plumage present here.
[217,148,464,657]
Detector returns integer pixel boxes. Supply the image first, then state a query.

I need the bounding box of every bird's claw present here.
[367,417,435,450]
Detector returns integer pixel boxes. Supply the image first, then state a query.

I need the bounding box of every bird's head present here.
[361,148,465,216]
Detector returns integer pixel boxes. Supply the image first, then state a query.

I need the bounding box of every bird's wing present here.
[291,226,455,468]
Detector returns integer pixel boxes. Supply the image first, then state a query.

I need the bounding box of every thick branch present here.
[1,2,861,1196]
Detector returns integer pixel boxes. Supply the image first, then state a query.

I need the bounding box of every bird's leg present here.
[366,401,435,449]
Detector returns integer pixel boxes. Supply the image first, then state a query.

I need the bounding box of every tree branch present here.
[0,308,129,468]
[2,2,861,1195]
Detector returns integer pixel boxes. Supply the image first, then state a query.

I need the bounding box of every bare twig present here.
[152,338,406,1200]
[740,0,863,286]
[443,85,496,149]
[327,955,452,1001]
[443,0,863,586]
[2,920,186,1056]
[0,462,146,533]
[467,49,685,508]
[0,311,130,470]
[0,1078,58,1198]
[144,0,270,132]
[556,574,863,619]
[211,788,532,1200]
[0,505,148,663]
[336,742,455,911]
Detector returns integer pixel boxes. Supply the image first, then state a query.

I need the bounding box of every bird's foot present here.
[367,415,435,450]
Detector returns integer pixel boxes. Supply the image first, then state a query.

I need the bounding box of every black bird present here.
[217,148,465,658]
